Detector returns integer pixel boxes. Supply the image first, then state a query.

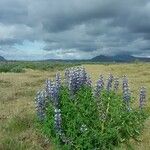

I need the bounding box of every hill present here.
[91,54,150,62]
[0,56,6,61]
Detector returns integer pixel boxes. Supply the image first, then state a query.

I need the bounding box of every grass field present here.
[0,62,150,150]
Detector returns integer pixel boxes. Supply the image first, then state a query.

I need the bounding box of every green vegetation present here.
[39,87,148,149]
[0,61,80,73]
[36,66,148,150]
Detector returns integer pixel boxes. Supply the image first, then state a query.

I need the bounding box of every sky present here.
[0,0,150,60]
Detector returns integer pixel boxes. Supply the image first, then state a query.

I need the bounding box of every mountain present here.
[112,54,135,62]
[0,56,6,61]
[91,55,112,62]
[91,54,150,62]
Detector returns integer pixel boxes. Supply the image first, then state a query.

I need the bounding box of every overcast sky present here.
[0,0,150,60]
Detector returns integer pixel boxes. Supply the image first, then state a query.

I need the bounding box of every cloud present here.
[0,0,150,60]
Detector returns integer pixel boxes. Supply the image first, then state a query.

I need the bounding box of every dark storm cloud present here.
[0,0,150,59]
[0,0,28,24]
[40,0,119,32]
[0,39,21,45]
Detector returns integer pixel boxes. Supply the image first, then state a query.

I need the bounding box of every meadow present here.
[0,62,150,150]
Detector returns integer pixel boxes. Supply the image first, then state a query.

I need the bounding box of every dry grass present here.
[0,69,58,150]
[0,63,150,150]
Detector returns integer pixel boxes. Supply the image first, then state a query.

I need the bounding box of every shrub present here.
[35,67,148,150]
[10,66,24,73]
[0,62,24,73]
[0,61,79,73]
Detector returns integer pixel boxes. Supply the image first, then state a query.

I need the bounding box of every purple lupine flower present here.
[94,75,105,120]
[45,79,56,100]
[35,90,46,121]
[80,67,87,84]
[95,75,104,97]
[65,68,70,86]
[54,107,73,145]
[139,87,146,109]
[68,70,77,95]
[55,72,61,90]
[54,107,62,133]
[122,76,131,111]
[65,67,92,96]
[114,77,119,92]
[106,74,113,92]
[46,80,59,106]
[45,79,52,98]
[51,82,60,106]
[79,67,92,87]
[45,74,61,106]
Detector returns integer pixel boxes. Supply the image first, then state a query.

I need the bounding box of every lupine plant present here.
[35,66,148,150]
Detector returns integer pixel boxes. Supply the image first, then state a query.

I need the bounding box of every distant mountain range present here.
[91,54,150,62]
[0,54,150,62]
[45,54,150,62]
[0,56,6,61]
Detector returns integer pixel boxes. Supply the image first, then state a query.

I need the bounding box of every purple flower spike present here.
[95,75,104,97]
[55,72,61,89]
[66,66,91,95]
[139,87,146,109]
[45,73,62,106]
[122,76,131,111]
[114,77,119,92]
[52,83,59,106]
[35,90,46,121]
[106,74,113,92]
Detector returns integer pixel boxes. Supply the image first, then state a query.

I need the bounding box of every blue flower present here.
[122,76,131,111]
[66,67,91,95]
[114,77,119,92]
[95,75,104,97]
[139,87,146,109]
[106,74,113,92]
[35,90,46,121]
